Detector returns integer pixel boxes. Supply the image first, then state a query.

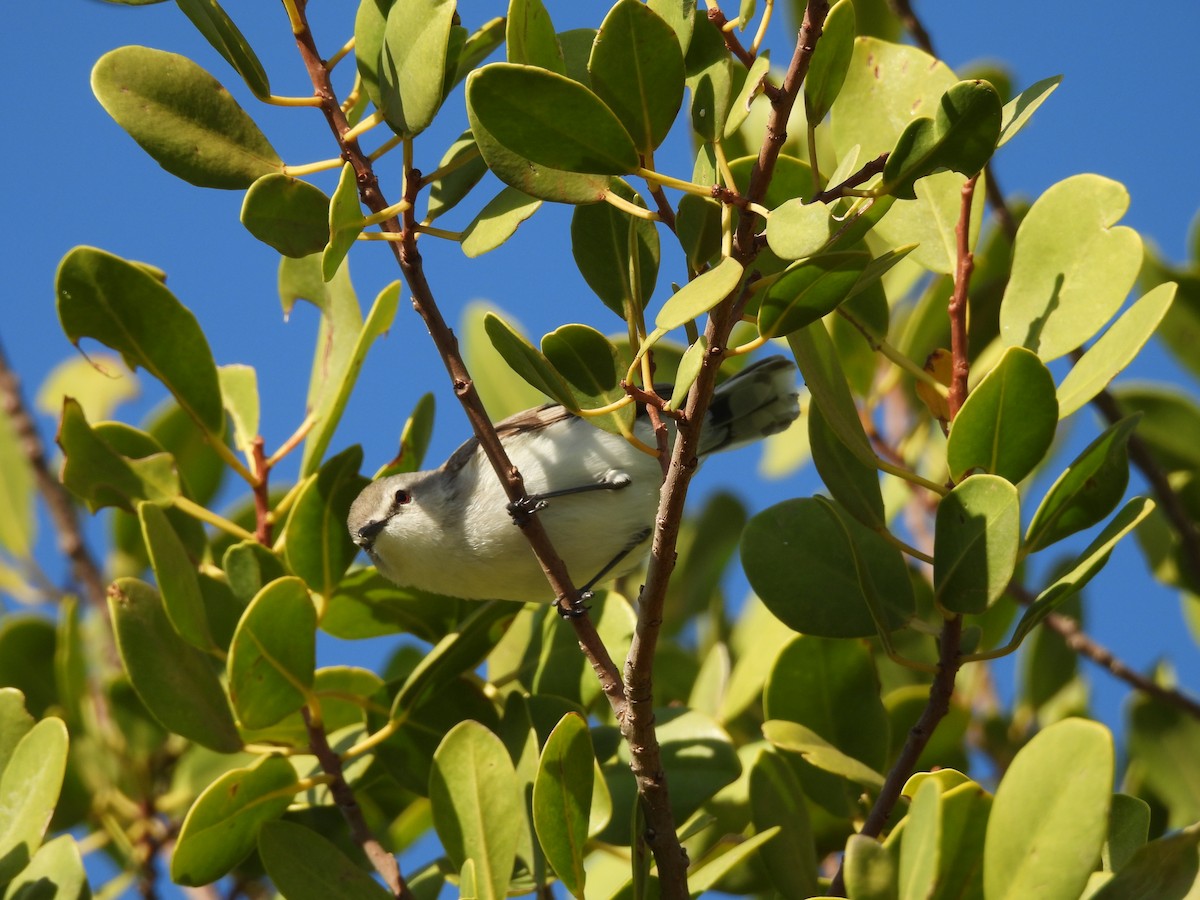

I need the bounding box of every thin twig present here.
[947,176,978,417]
[705,6,758,69]
[829,616,964,896]
[812,153,888,204]
[887,0,935,55]
[303,708,411,899]
[0,340,108,610]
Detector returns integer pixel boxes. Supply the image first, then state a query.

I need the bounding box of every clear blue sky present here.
[5,1,1200,891]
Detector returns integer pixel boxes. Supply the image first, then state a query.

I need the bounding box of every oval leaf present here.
[430,720,524,900]
[588,0,686,152]
[571,179,660,318]
[533,713,594,898]
[171,756,297,886]
[984,718,1114,900]
[934,474,1020,614]
[228,577,317,730]
[466,63,639,175]
[1025,415,1139,553]
[758,251,868,338]
[108,578,241,752]
[803,0,855,123]
[1057,282,1176,418]
[483,312,579,410]
[139,501,213,652]
[654,256,744,332]
[0,717,68,884]
[286,446,367,597]
[461,187,543,258]
[91,45,280,188]
[1000,174,1144,362]
[378,0,457,137]
[259,819,394,900]
[240,174,329,258]
[946,346,1058,484]
[176,0,270,98]
[57,247,224,435]
[742,497,914,638]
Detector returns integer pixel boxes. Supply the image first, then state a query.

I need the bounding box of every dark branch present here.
[947,175,978,417]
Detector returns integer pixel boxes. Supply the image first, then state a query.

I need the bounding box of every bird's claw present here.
[557,590,593,619]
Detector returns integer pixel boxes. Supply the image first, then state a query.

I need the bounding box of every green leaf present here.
[462,303,547,418]
[426,132,488,222]
[171,756,296,885]
[533,713,593,898]
[483,313,580,410]
[844,833,898,900]
[218,364,259,458]
[227,577,316,731]
[1025,415,1139,553]
[322,163,365,281]
[259,819,395,900]
[899,779,941,900]
[588,0,686,153]
[881,79,1003,199]
[175,0,270,98]
[1103,793,1150,873]
[946,346,1057,483]
[786,322,877,467]
[506,0,564,73]
[285,447,367,597]
[0,717,68,884]
[571,179,660,318]
[109,577,241,752]
[934,474,1020,614]
[430,721,524,900]
[748,750,820,898]
[0,691,35,775]
[461,187,542,258]
[0,621,57,720]
[984,718,1113,900]
[758,251,869,338]
[997,75,1061,147]
[378,0,457,137]
[2,834,90,900]
[652,256,744,335]
[35,352,138,422]
[1112,384,1200,473]
[57,401,180,512]
[765,199,833,261]
[830,37,976,273]
[724,53,771,139]
[1057,282,1176,418]
[742,497,913,637]
[56,246,224,435]
[762,720,885,788]
[354,0,392,111]
[0,406,35,560]
[1127,694,1200,831]
[1091,825,1200,900]
[804,0,855,123]
[807,399,885,529]
[466,63,639,175]
[764,634,889,777]
[648,0,695,53]
[1010,497,1154,647]
[91,46,280,188]
[139,501,213,652]
[1000,174,1144,362]
[240,174,329,258]
[684,13,732,141]
[686,826,781,895]
[667,337,706,411]
[541,324,634,435]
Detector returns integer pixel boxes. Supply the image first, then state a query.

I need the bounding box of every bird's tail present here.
[699,355,800,457]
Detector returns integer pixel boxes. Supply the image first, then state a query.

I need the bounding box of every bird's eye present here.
[394,489,411,506]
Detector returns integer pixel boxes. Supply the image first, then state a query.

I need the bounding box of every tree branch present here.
[829,615,964,896]
[303,708,412,899]
[947,175,978,417]
[0,340,108,611]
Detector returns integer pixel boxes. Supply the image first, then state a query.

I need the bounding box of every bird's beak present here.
[353,517,386,550]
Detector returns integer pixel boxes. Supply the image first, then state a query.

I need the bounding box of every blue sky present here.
[5,1,1200,890]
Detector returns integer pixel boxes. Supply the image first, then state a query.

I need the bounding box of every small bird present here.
[347,356,800,604]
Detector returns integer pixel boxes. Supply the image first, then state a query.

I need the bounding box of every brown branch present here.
[812,153,888,204]
[646,182,678,235]
[732,0,830,258]
[0,340,108,610]
[285,1,635,855]
[947,176,978,417]
[618,6,833,896]
[829,615,964,897]
[1005,582,1200,720]
[303,708,412,899]
[706,6,757,69]
[887,0,935,56]
[250,437,271,545]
